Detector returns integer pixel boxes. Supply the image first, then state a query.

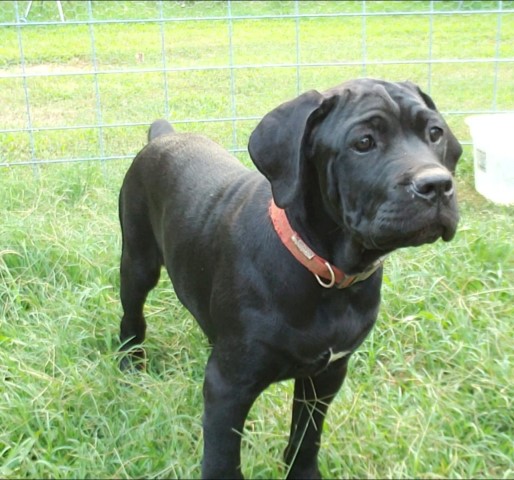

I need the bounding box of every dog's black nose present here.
[411,167,454,201]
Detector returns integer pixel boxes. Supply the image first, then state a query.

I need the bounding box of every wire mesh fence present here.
[1,0,513,171]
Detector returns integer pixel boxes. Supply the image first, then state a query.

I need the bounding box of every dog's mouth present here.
[410,223,454,245]
[366,206,458,251]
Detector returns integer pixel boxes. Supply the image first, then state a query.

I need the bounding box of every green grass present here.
[1,1,514,478]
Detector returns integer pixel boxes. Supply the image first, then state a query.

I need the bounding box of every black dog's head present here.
[248,78,462,253]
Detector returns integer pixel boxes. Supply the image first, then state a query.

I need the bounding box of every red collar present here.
[269,199,384,289]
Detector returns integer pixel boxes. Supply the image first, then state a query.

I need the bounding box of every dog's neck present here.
[283,180,386,276]
[270,199,384,288]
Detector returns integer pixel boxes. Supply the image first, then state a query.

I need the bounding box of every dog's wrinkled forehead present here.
[324,79,432,120]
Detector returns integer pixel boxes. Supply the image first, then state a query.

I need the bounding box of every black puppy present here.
[118,79,462,479]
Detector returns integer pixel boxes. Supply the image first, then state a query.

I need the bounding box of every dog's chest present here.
[283,296,379,377]
[327,348,351,363]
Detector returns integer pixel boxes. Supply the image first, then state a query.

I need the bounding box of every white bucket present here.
[465,113,514,205]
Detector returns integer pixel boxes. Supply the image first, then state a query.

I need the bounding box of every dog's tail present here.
[147,119,174,142]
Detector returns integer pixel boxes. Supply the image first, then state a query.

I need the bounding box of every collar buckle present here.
[315,262,336,288]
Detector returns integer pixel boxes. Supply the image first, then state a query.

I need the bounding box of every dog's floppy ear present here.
[403,81,463,174]
[248,90,330,207]
[401,81,438,110]
[415,85,438,111]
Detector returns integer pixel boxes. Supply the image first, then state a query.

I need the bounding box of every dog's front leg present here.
[284,359,349,479]
[201,350,267,479]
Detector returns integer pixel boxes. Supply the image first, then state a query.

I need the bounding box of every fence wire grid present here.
[1,0,513,171]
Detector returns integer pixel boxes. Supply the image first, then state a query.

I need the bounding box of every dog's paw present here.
[119,347,147,373]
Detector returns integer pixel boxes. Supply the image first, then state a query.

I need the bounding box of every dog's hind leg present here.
[118,186,162,371]
[284,360,349,479]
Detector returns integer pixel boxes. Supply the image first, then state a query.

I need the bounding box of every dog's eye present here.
[429,126,443,143]
[353,135,375,153]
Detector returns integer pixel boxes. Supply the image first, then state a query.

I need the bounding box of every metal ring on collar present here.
[315,262,336,288]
